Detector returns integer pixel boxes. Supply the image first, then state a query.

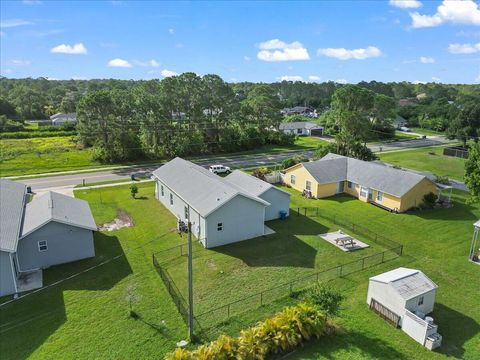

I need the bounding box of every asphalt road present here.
[20,136,454,192]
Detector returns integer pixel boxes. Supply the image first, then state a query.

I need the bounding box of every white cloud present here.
[107,58,132,68]
[389,0,422,9]
[168,28,175,34]
[432,76,441,82]
[1,68,13,74]
[244,56,251,61]
[50,43,88,55]
[9,59,31,66]
[134,59,160,67]
[335,79,348,84]
[413,80,427,84]
[277,75,304,82]
[0,19,33,28]
[410,0,480,28]
[420,56,435,64]
[257,39,310,62]
[448,42,480,54]
[317,46,382,60]
[308,75,321,82]
[161,69,179,77]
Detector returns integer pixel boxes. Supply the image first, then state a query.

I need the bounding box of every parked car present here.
[399,126,411,132]
[209,165,231,174]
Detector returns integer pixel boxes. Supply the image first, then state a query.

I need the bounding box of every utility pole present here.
[187,213,194,340]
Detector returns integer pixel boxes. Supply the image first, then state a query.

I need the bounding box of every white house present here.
[279,122,324,136]
[367,267,442,350]
[152,158,290,248]
[50,112,76,125]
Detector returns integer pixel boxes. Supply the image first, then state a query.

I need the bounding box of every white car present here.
[209,165,231,174]
[399,126,411,132]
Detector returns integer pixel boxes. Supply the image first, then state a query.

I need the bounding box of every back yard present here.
[0,183,478,359]
[378,145,466,181]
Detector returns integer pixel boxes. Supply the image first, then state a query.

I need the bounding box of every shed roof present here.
[152,158,269,217]
[370,267,437,300]
[474,220,480,228]
[279,122,322,130]
[225,170,291,197]
[21,191,97,238]
[0,179,27,252]
[297,153,429,197]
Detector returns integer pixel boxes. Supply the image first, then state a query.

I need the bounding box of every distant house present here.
[281,106,318,118]
[393,115,407,129]
[50,112,76,126]
[152,158,290,248]
[0,179,97,297]
[367,267,442,350]
[283,153,438,212]
[398,98,418,107]
[279,122,324,136]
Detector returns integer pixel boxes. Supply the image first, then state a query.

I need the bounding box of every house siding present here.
[17,222,95,270]
[283,165,319,196]
[405,289,436,315]
[205,195,265,248]
[0,251,16,296]
[156,179,207,245]
[367,280,407,325]
[399,178,439,212]
[316,183,338,198]
[260,188,290,221]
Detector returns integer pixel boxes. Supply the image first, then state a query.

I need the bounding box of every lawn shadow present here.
[433,303,480,358]
[213,214,329,269]
[0,232,133,360]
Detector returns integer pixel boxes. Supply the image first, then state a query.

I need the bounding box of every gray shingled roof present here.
[21,191,97,238]
[301,154,429,197]
[225,170,291,197]
[0,179,27,252]
[279,122,322,130]
[152,158,269,217]
[370,267,437,300]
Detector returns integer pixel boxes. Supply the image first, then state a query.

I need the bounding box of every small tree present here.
[465,141,480,204]
[303,284,344,319]
[125,283,140,318]
[251,167,269,181]
[422,192,438,208]
[130,184,138,199]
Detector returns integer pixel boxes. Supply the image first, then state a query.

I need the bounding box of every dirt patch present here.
[99,209,134,232]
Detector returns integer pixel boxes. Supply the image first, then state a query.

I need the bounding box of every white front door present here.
[336,181,344,194]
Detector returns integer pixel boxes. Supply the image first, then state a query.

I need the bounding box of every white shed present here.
[367,267,442,350]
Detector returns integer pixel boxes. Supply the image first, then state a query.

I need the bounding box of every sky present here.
[1,0,480,84]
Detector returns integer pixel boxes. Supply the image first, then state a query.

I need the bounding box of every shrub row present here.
[165,302,328,360]
[0,130,76,139]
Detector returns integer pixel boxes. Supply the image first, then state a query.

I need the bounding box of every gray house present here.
[279,122,324,136]
[153,158,290,248]
[0,179,96,297]
[225,170,290,221]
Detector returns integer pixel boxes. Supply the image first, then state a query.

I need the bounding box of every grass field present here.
[0,136,325,177]
[410,128,446,136]
[0,182,478,359]
[378,146,466,180]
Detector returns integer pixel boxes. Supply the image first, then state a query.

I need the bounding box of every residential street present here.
[19,136,455,193]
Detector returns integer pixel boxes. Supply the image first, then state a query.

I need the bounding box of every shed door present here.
[336,181,344,194]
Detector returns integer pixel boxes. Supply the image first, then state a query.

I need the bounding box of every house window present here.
[305,180,312,191]
[360,187,369,198]
[377,191,384,202]
[418,296,424,306]
[297,129,302,134]
[184,206,189,219]
[348,181,353,189]
[161,185,164,197]
[291,175,296,185]
[170,193,174,205]
[217,222,223,231]
[38,240,48,252]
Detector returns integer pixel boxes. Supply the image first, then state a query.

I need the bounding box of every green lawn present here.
[410,127,445,136]
[1,183,478,359]
[378,146,466,180]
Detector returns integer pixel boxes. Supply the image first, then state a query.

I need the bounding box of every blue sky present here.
[1,0,480,83]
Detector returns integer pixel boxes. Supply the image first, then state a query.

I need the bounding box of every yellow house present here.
[283,153,438,213]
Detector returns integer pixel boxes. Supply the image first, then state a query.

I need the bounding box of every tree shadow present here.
[433,303,480,358]
[0,232,133,360]
[212,215,329,269]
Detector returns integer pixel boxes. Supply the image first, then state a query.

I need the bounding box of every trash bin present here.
[279,210,288,220]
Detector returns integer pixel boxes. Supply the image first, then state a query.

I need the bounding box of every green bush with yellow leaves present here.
[165,302,328,360]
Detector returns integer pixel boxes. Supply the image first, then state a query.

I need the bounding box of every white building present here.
[50,112,76,125]
[152,158,290,248]
[279,122,324,136]
[367,267,442,350]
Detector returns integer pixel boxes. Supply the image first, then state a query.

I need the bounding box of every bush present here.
[422,192,438,208]
[165,303,328,360]
[251,167,269,181]
[281,154,309,169]
[435,175,450,185]
[302,284,344,318]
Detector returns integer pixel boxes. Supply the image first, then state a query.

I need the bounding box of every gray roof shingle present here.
[0,179,27,252]
[21,191,97,238]
[300,154,430,197]
[152,158,269,217]
[225,170,291,197]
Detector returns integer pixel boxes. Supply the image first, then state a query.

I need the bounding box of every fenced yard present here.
[153,207,403,331]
